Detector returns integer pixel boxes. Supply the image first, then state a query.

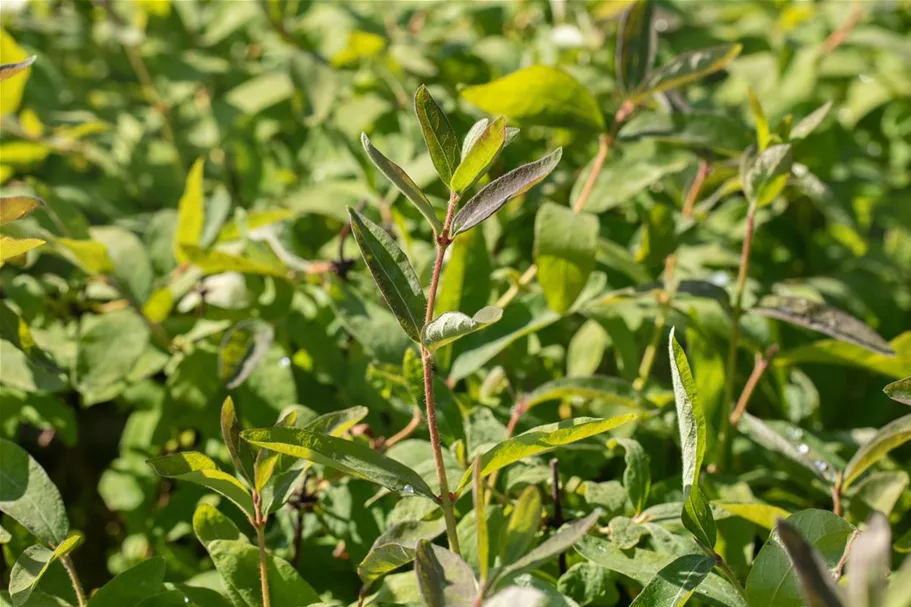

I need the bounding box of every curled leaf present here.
[422,306,503,351]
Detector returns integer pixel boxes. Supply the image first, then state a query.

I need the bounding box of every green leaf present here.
[848,512,890,607]
[414,85,460,185]
[220,396,256,484]
[0,55,36,82]
[451,148,562,236]
[360,133,442,232]
[0,236,45,263]
[461,66,604,131]
[741,143,793,207]
[54,238,113,274]
[775,520,847,607]
[884,375,911,405]
[525,375,639,410]
[218,320,275,389]
[253,408,299,508]
[0,438,69,545]
[0,339,67,393]
[774,332,910,379]
[616,0,656,94]
[745,510,854,607]
[609,438,650,514]
[175,157,205,264]
[682,483,716,550]
[534,202,599,314]
[348,207,428,342]
[180,244,287,277]
[500,486,542,567]
[9,533,83,607]
[576,536,748,607]
[489,510,600,591]
[358,518,447,588]
[620,111,753,157]
[146,452,254,519]
[414,541,478,607]
[75,310,150,394]
[632,44,742,101]
[456,416,637,492]
[0,196,41,225]
[557,562,617,606]
[752,295,894,356]
[748,89,771,151]
[714,503,790,530]
[629,554,716,607]
[790,101,833,141]
[422,306,503,352]
[451,117,507,194]
[192,503,247,548]
[301,405,369,436]
[207,539,320,607]
[738,413,840,484]
[843,413,911,489]
[240,427,435,499]
[668,328,707,494]
[86,558,166,607]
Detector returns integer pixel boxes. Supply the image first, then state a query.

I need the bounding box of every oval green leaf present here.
[534,202,599,314]
[0,438,69,545]
[632,44,742,101]
[0,196,42,225]
[451,116,507,194]
[9,532,83,607]
[422,306,503,352]
[414,85,460,185]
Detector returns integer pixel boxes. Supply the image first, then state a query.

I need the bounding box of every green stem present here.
[253,491,271,607]
[61,555,86,607]
[633,313,665,392]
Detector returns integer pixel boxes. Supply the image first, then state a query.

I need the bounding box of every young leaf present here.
[747,88,771,151]
[174,157,205,264]
[253,408,298,500]
[206,539,320,607]
[451,148,562,236]
[632,44,742,101]
[790,101,833,141]
[462,118,489,159]
[220,396,256,484]
[629,554,716,607]
[146,452,254,519]
[473,457,489,583]
[240,427,435,499]
[609,438,650,514]
[451,116,507,194]
[422,306,503,352]
[525,375,640,410]
[461,66,604,131]
[456,415,637,492]
[884,375,911,405]
[752,296,894,356]
[86,557,167,607]
[0,438,69,545]
[715,503,791,530]
[616,0,656,94]
[9,532,83,607]
[192,503,247,548]
[414,85,460,185]
[0,196,41,225]
[348,207,428,342]
[0,55,36,82]
[775,520,847,607]
[360,133,443,232]
[358,518,447,588]
[842,413,911,489]
[534,202,599,313]
[741,143,793,207]
[414,541,478,607]
[500,486,542,566]
[682,483,717,550]
[848,512,890,607]
[218,320,275,390]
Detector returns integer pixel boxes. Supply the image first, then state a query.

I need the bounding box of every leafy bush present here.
[1,1,910,606]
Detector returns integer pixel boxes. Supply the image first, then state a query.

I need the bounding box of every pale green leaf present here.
[175,157,205,264]
[54,238,113,273]
[884,375,911,405]
[219,396,255,484]
[192,503,247,548]
[75,309,150,394]
[9,533,83,607]
[715,503,790,530]
[500,486,542,567]
[534,203,599,314]
[848,512,890,607]
[525,375,639,410]
[775,520,847,607]
[790,101,833,141]
[147,452,254,518]
[609,438,650,514]
[358,518,447,588]
[668,328,706,494]
[741,143,793,207]
[843,413,911,489]
[451,117,507,194]
[180,244,287,277]
[422,306,503,352]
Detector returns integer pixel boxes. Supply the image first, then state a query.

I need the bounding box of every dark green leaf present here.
[0,438,68,545]
[534,203,599,314]
[620,111,753,157]
[9,533,83,607]
[414,541,477,607]
[86,558,166,607]
[633,44,742,101]
[414,85,460,185]
[629,554,716,607]
[358,518,447,588]
[775,520,847,607]
[616,0,656,94]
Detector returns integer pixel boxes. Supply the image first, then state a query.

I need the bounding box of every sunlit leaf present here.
[629,554,715,607]
[175,157,205,264]
[500,486,542,567]
[0,195,41,225]
[147,452,254,518]
[843,413,911,489]
[884,375,911,405]
[451,116,507,194]
[9,532,83,607]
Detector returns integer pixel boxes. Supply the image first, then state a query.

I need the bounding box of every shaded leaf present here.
[738,413,839,484]
[414,541,478,607]
[525,375,639,410]
[473,457,489,583]
[358,518,447,588]
[682,483,716,550]
[775,520,846,607]
[220,396,256,484]
[620,111,752,157]
[534,203,599,314]
[500,486,542,567]
[192,503,247,548]
[415,85,460,185]
[616,0,656,93]
[0,196,41,225]
[423,306,503,352]
[451,148,562,236]
[75,309,150,394]
[633,44,742,101]
[218,320,275,389]
[741,143,793,207]
[843,413,911,489]
[451,117,507,194]
[9,533,83,607]
[629,554,716,607]
[848,512,890,607]
[146,452,254,518]
[86,558,166,607]
[609,438,650,514]
[0,438,69,545]
[668,328,706,495]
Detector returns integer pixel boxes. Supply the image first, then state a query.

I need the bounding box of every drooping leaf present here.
[774,332,910,379]
[609,438,650,514]
[206,539,320,607]
[632,44,742,101]
[745,510,854,607]
[414,85,460,185]
[9,533,83,607]
[525,375,639,410]
[175,157,205,264]
[790,101,833,141]
[358,518,447,588]
[422,307,503,352]
[218,320,275,389]
[843,413,911,489]
[534,203,599,314]
[0,438,69,545]
[0,33,32,113]
[86,558,167,607]
[461,65,604,131]
[451,148,562,236]
[192,503,247,548]
[146,452,254,519]
[414,541,478,607]
[361,133,442,232]
[884,375,911,405]
[348,207,428,342]
[240,427,435,499]
[629,554,716,607]
[740,143,793,207]
[0,196,41,225]
[500,486,542,567]
[616,0,656,94]
[848,512,891,607]
[752,295,894,356]
[220,396,256,484]
[451,117,507,194]
[775,520,847,607]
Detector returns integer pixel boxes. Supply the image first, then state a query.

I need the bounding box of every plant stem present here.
[729,345,779,427]
[252,491,271,607]
[832,528,858,579]
[832,472,844,517]
[717,201,758,469]
[384,406,422,449]
[61,555,86,607]
[422,194,462,555]
[550,458,567,575]
[714,552,748,601]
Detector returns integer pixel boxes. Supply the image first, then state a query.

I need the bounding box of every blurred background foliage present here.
[1,0,910,601]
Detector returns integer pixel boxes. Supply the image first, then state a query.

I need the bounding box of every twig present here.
[832,528,859,580]
[729,344,779,427]
[550,458,567,575]
[384,407,422,449]
[820,4,864,56]
[61,556,86,607]
[252,491,271,607]
[504,395,528,436]
[832,472,844,518]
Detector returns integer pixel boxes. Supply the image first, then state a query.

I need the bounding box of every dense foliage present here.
[1,1,910,606]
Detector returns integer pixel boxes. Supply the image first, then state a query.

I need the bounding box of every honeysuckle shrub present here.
[1,1,909,606]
